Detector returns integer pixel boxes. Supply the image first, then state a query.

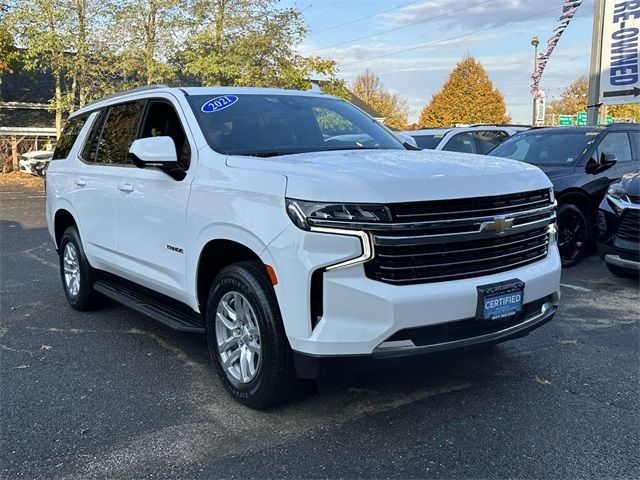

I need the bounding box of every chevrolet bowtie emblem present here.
[482,216,514,234]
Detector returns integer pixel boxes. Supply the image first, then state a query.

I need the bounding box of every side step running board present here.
[94,280,205,333]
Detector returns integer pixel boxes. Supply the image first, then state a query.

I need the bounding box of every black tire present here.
[557,203,593,268]
[206,261,297,409]
[59,226,102,310]
[606,263,639,279]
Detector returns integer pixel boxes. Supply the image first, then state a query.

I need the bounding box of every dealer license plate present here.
[477,280,525,321]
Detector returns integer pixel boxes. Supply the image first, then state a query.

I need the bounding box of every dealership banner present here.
[531,0,584,99]
[600,0,640,105]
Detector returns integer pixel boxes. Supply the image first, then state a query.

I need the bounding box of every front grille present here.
[389,189,551,222]
[618,209,640,241]
[628,194,640,205]
[364,189,554,285]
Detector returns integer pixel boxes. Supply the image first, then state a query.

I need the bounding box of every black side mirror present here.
[586,152,617,174]
[600,152,617,167]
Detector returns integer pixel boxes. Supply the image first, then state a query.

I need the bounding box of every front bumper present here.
[266,226,561,358]
[294,298,557,379]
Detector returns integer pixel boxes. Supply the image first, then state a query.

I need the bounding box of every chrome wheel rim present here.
[63,242,81,298]
[215,292,262,384]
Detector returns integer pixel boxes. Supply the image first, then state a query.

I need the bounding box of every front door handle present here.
[75,177,87,187]
[118,183,134,193]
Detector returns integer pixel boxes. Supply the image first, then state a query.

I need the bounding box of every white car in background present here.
[404,125,529,154]
[19,150,54,176]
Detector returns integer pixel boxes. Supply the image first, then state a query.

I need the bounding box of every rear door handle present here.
[118,183,134,193]
[74,177,87,187]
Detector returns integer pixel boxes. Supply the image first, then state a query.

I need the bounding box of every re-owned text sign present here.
[600,0,640,105]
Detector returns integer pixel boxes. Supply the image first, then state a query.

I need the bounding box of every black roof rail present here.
[468,123,532,128]
[82,84,168,108]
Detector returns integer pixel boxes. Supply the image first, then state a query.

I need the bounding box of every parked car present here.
[597,172,639,277]
[19,150,53,176]
[46,86,560,408]
[489,124,640,267]
[403,125,528,154]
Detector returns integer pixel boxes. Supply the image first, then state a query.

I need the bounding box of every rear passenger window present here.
[81,111,107,163]
[472,130,509,154]
[52,114,89,160]
[95,101,145,165]
[630,132,640,158]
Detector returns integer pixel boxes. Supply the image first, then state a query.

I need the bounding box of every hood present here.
[616,172,640,197]
[226,149,552,203]
[535,165,576,179]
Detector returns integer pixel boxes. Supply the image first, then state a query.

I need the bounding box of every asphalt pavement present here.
[1,180,638,480]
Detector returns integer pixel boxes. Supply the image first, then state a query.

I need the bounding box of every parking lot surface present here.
[1,180,639,480]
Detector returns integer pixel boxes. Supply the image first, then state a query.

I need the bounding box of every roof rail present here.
[82,84,168,108]
[468,123,532,128]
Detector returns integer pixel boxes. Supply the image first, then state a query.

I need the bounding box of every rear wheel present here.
[206,261,297,409]
[557,203,592,267]
[59,226,102,310]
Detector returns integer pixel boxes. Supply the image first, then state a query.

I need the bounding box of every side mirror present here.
[600,152,617,167]
[586,152,617,174]
[128,136,184,180]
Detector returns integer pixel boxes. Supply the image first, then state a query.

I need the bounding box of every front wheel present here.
[206,261,297,409]
[557,203,592,267]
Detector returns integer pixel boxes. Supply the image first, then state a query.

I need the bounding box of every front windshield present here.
[490,131,597,166]
[412,134,443,150]
[187,94,405,157]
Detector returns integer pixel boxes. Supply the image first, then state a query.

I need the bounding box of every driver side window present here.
[596,132,632,163]
[139,101,191,170]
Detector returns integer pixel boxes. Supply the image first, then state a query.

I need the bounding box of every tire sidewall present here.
[206,264,288,406]
[59,226,95,309]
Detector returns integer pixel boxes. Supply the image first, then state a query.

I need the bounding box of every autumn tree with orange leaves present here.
[419,56,510,127]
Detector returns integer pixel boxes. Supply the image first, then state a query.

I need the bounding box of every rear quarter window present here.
[52,114,89,160]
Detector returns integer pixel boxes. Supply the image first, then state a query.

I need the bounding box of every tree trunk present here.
[11,136,19,172]
[54,70,63,138]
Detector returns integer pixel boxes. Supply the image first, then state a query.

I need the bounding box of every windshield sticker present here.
[201,95,238,113]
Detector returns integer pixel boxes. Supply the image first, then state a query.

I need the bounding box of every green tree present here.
[549,75,640,120]
[178,0,341,90]
[8,0,71,136]
[351,69,409,130]
[419,56,510,127]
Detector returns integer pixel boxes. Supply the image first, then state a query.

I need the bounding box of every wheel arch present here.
[195,238,268,315]
[53,208,79,250]
[556,189,595,220]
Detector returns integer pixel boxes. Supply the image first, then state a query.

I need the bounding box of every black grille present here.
[363,189,554,285]
[628,194,640,205]
[388,189,551,222]
[618,209,640,241]
[366,227,549,285]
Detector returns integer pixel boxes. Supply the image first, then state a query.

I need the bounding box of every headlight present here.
[607,183,628,202]
[286,199,392,230]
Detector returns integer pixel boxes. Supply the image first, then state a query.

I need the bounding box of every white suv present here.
[46,86,560,408]
[404,125,528,154]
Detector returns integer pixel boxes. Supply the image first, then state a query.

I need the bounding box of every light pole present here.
[531,35,539,126]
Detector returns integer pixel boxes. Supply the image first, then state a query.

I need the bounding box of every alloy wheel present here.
[215,291,262,384]
[558,210,587,262]
[63,242,81,298]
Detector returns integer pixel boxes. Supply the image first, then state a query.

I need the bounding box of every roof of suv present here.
[74,85,330,117]
[406,125,528,136]
[518,124,639,135]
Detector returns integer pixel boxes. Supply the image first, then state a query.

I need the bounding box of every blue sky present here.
[284,0,595,124]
